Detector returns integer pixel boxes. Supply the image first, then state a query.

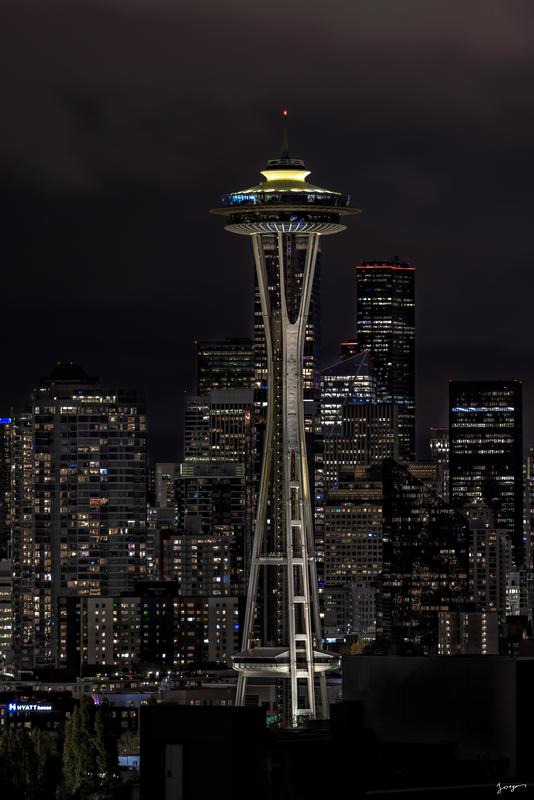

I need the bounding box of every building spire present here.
[281,108,289,158]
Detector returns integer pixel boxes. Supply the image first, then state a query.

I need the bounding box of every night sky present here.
[2,0,534,460]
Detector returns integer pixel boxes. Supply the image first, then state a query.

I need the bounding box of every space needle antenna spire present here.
[282,108,289,158]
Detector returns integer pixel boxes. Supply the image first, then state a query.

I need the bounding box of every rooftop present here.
[45,362,98,384]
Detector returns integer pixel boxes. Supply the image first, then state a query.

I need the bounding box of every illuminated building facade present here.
[323,402,399,492]
[10,411,35,671]
[379,458,470,652]
[449,380,523,566]
[355,259,415,462]
[430,427,449,464]
[155,463,179,511]
[181,389,256,589]
[0,560,12,666]
[162,531,237,596]
[462,504,512,616]
[11,364,147,669]
[183,390,255,477]
[438,611,499,655]
[429,427,450,499]
[175,461,247,594]
[316,351,377,588]
[207,389,256,464]
[322,467,383,641]
[212,116,358,723]
[0,418,11,559]
[58,588,242,672]
[320,350,375,436]
[524,446,534,570]
[183,396,210,461]
[196,338,254,396]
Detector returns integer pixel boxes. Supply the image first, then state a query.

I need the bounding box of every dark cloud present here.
[1,0,534,457]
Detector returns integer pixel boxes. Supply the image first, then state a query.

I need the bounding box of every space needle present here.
[211,111,360,726]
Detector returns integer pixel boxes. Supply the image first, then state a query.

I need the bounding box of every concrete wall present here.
[342,655,534,777]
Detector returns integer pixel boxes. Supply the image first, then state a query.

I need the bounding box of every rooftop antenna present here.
[281,108,289,158]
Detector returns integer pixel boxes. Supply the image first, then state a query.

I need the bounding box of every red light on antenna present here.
[282,109,288,117]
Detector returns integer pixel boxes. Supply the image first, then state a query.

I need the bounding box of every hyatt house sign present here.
[7,703,53,713]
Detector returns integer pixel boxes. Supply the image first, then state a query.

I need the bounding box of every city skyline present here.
[3,3,534,795]
[3,1,534,460]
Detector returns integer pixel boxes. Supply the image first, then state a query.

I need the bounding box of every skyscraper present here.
[429,426,450,500]
[323,466,383,642]
[0,417,11,559]
[11,363,148,669]
[212,115,359,723]
[449,380,523,566]
[182,389,256,574]
[464,505,512,616]
[0,559,12,667]
[379,459,469,652]
[183,396,210,461]
[524,446,534,569]
[355,259,415,461]
[323,401,399,492]
[10,410,35,671]
[320,350,375,436]
[196,338,254,396]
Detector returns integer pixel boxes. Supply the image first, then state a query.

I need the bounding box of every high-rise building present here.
[10,411,35,671]
[207,389,256,464]
[438,611,499,655]
[145,463,180,580]
[430,427,449,464]
[11,363,148,669]
[316,352,378,590]
[524,446,534,570]
[212,115,358,723]
[379,459,470,652]
[162,531,237,596]
[505,569,534,617]
[181,386,255,558]
[323,402,399,491]
[322,467,383,642]
[184,390,256,463]
[0,559,12,667]
[0,417,11,559]
[175,461,247,594]
[429,427,450,500]
[155,463,179,511]
[320,351,375,436]
[196,338,254,396]
[449,380,523,566]
[439,503,515,656]
[183,396,210,461]
[462,504,512,617]
[355,259,415,461]
[58,587,243,673]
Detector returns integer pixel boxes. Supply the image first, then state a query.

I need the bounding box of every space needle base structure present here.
[212,113,359,726]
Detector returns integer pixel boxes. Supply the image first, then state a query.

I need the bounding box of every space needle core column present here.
[211,112,360,725]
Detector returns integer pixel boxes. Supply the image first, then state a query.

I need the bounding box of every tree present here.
[93,706,119,799]
[117,730,139,755]
[0,727,40,800]
[62,696,119,800]
[33,728,61,799]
